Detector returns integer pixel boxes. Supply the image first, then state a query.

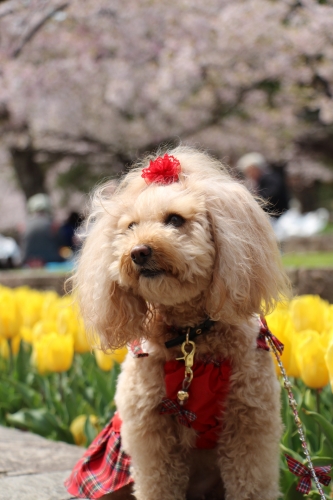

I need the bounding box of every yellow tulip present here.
[70,414,99,446]
[11,334,21,355]
[0,338,9,359]
[20,326,33,343]
[0,335,21,359]
[290,295,330,334]
[73,319,91,354]
[322,302,333,337]
[325,340,333,392]
[18,289,44,328]
[0,288,20,339]
[266,310,292,377]
[110,347,128,364]
[272,300,290,312]
[296,330,329,389]
[57,305,90,354]
[33,332,74,374]
[266,304,303,378]
[57,305,76,335]
[319,328,333,352]
[285,331,302,379]
[94,349,114,371]
[40,291,60,321]
[31,320,59,343]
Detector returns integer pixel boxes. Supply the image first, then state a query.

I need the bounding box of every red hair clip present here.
[141,154,181,185]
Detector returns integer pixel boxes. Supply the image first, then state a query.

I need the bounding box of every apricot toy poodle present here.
[66,146,290,500]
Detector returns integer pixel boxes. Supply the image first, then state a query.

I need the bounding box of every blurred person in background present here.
[0,233,21,269]
[59,211,83,254]
[21,193,64,267]
[237,152,290,219]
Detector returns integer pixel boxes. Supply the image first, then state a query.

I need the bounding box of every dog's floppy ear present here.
[72,189,147,350]
[205,181,290,322]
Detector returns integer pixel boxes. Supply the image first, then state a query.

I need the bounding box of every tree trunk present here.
[10,147,47,200]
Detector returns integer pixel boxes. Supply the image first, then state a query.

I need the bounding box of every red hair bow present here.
[141,154,181,185]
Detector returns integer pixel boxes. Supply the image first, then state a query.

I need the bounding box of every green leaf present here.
[310,456,333,466]
[280,443,303,464]
[6,408,55,436]
[2,378,43,407]
[91,366,115,405]
[6,408,74,444]
[304,411,333,453]
[83,386,95,406]
[84,415,98,447]
[303,389,316,411]
[284,479,305,500]
[281,387,294,449]
[307,491,331,499]
[16,341,33,380]
[316,437,333,459]
[64,391,81,423]
[280,466,294,493]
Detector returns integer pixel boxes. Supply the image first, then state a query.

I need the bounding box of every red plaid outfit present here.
[66,325,272,499]
[65,357,231,498]
[65,411,131,498]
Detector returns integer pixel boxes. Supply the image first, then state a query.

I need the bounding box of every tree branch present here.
[11,2,69,58]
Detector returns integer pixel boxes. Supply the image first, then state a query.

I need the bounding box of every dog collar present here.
[164,318,216,349]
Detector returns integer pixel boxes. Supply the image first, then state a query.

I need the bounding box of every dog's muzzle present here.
[130,245,152,266]
[130,244,165,277]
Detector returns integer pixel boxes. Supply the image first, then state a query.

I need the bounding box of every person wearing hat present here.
[22,193,64,267]
[237,152,290,218]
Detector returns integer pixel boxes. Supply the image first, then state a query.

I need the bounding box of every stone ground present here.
[0,426,86,500]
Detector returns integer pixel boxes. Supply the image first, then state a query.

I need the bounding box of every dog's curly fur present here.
[74,146,290,500]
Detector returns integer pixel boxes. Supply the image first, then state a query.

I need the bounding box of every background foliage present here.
[1,0,333,228]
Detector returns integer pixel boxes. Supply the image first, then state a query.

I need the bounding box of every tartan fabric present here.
[256,332,270,352]
[65,357,232,497]
[159,397,197,427]
[285,454,331,494]
[65,413,133,498]
[257,316,284,354]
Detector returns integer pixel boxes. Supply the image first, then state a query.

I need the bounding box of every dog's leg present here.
[217,352,282,500]
[116,355,192,500]
[126,416,191,500]
[100,484,134,499]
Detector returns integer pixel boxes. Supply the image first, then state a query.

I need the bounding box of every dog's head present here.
[75,146,290,349]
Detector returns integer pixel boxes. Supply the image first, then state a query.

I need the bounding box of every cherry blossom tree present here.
[0,0,333,226]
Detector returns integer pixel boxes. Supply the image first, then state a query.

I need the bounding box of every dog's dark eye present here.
[128,222,137,230]
[164,214,185,228]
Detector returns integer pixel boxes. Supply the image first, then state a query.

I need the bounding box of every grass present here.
[321,222,333,234]
[282,252,333,268]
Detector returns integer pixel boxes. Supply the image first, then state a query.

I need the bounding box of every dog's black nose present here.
[130,245,152,266]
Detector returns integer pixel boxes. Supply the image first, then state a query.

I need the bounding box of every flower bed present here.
[0,285,332,498]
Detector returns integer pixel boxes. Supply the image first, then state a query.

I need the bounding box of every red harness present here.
[162,358,231,448]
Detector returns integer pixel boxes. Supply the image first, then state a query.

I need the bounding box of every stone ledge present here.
[286,267,333,302]
[0,426,86,500]
[0,470,76,500]
[281,234,333,253]
[1,267,333,302]
[0,270,69,295]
